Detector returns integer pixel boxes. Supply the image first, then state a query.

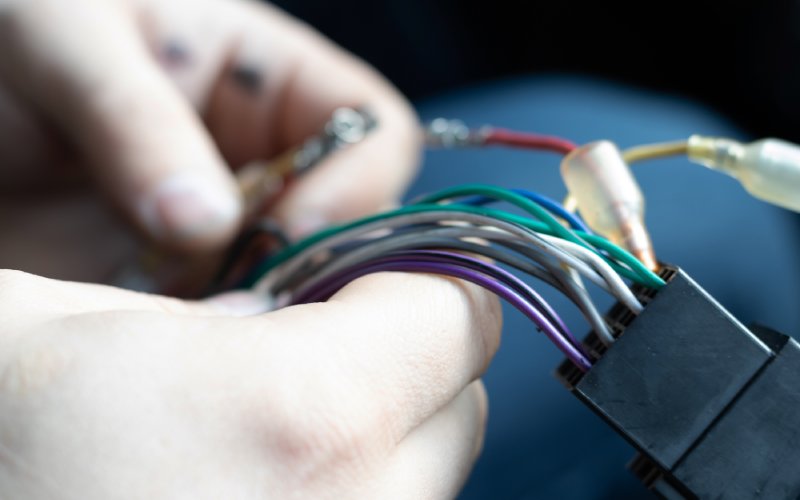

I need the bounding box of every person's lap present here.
[409,75,800,499]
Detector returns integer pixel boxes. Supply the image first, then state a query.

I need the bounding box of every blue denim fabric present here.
[408,76,800,499]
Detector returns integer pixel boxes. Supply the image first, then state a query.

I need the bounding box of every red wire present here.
[483,128,578,155]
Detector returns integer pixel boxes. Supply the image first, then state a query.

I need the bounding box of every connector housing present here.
[556,266,800,499]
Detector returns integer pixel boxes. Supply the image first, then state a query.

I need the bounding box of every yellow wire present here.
[622,140,689,164]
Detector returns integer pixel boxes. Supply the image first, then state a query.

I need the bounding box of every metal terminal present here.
[293,107,377,174]
[327,107,371,144]
[425,118,475,148]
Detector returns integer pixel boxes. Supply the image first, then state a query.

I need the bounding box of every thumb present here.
[0,0,241,251]
[0,269,271,319]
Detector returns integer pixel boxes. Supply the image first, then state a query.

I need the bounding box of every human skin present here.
[0,0,503,498]
[0,0,420,281]
[0,269,501,499]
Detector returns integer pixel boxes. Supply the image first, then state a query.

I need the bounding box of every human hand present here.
[0,269,501,499]
[0,0,419,282]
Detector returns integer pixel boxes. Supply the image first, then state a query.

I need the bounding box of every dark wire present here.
[209,218,290,293]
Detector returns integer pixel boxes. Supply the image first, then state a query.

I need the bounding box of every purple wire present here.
[392,250,580,347]
[293,249,586,357]
[291,254,592,371]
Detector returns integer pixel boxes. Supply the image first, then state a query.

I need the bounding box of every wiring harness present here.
[128,108,800,498]
[241,183,662,371]
[209,112,800,374]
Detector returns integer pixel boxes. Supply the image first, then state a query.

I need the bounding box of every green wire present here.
[414,184,662,286]
[415,184,587,248]
[243,203,665,289]
[481,207,662,287]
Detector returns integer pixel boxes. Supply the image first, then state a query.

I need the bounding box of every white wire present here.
[252,210,640,347]
[253,211,613,296]
[557,263,615,345]
[541,234,643,314]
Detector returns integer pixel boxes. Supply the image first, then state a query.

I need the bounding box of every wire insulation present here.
[623,140,689,164]
[483,128,578,155]
[245,203,665,290]
[251,209,654,301]
[293,252,592,371]
[458,189,592,233]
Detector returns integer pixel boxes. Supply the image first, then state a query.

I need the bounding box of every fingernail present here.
[206,291,275,317]
[140,173,240,242]
[286,213,329,240]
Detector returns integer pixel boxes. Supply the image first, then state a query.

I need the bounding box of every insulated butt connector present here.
[561,141,657,271]
[688,136,800,213]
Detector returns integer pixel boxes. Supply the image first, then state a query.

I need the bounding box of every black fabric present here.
[270,0,800,141]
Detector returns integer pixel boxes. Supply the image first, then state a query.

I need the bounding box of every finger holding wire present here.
[291,247,579,348]
[279,223,615,346]
[292,251,592,371]
[251,210,617,300]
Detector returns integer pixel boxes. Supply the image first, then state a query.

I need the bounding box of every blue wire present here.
[458,189,593,233]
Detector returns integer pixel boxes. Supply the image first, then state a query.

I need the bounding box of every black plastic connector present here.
[555,265,800,499]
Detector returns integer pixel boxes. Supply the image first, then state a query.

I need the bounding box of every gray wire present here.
[274,226,560,293]
[540,235,642,314]
[346,226,643,318]
[254,210,627,306]
[287,225,555,296]
[465,235,616,345]
[286,226,571,334]
[551,268,613,346]
[500,239,614,344]
[282,224,612,343]
[256,212,589,292]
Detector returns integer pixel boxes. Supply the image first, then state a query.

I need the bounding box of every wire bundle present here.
[131,111,798,372]
[242,184,665,372]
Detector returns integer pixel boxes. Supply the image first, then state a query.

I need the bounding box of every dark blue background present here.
[408,76,800,499]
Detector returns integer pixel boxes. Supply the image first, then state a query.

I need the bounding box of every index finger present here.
[199,1,421,238]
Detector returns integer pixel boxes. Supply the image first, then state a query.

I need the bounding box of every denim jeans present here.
[409,75,800,499]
